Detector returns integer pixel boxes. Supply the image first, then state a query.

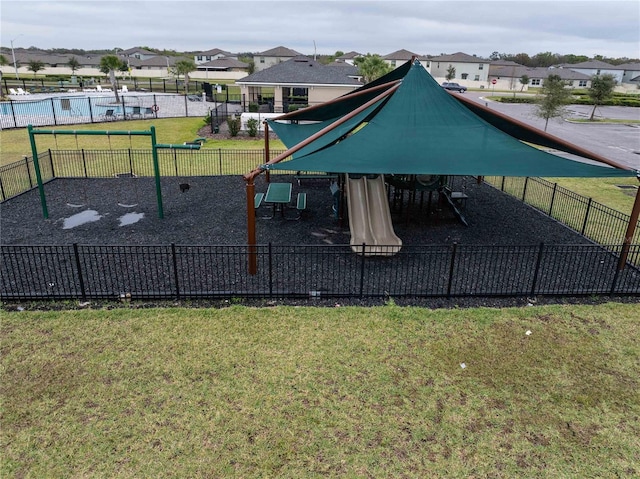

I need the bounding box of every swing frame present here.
[27,124,200,219]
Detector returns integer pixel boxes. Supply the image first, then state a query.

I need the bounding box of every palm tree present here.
[173,59,197,93]
[354,54,392,84]
[68,56,80,75]
[99,54,125,102]
[0,54,7,98]
[28,59,45,79]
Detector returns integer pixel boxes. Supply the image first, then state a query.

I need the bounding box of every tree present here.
[534,74,571,131]
[587,74,616,121]
[99,54,126,102]
[0,54,7,98]
[239,55,255,74]
[445,65,456,81]
[519,74,530,92]
[172,59,197,93]
[67,56,80,75]
[27,59,45,78]
[354,54,392,83]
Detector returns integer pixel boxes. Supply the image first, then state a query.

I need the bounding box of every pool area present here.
[0,92,211,129]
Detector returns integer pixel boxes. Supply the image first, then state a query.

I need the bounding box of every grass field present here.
[1,302,639,478]
[0,118,285,167]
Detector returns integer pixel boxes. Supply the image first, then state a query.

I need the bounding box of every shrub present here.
[227,117,241,137]
[248,102,259,113]
[203,111,212,125]
[247,118,259,137]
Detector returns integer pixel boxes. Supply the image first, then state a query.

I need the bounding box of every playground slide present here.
[346,175,402,256]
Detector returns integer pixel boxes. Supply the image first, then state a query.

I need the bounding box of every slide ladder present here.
[345,175,402,256]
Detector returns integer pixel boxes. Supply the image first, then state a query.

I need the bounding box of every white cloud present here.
[1,1,638,58]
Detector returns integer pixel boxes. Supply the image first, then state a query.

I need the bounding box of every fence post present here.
[50,98,58,126]
[88,97,94,123]
[10,100,18,128]
[522,177,529,202]
[184,94,188,117]
[359,243,366,298]
[549,182,557,216]
[218,149,223,175]
[268,243,273,298]
[73,243,87,300]
[581,198,593,236]
[80,149,88,178]
[530,242,544,296]
[24,156,33,188]
[501,176,506,192]
[171,243,180,300]
[128,148,133,175]
[0,175,6,201]
[609,260,621,297]
[447,243,457,297]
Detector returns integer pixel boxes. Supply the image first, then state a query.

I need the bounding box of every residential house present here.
[336,51,363,66]
[556,60,625,84]
[382,49,427,69]
[253,46,302,72]
[429,52,489,85]
[196,58,249,73]
[489,61,592,90]
[194,48,235,65]
[618,63,640,86]
[120,47,158,61]
[236,56,362,113]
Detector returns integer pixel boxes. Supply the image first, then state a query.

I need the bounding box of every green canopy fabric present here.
[267,99,386,159]
[268,62,637,178]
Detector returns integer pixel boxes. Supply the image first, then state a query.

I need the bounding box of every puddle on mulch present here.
[62,210,103,229]
[119,212,145,226]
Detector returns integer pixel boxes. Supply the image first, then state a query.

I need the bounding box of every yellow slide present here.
[346,175,402,256]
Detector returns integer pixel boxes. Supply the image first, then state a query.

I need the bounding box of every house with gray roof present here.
[194,48,235,65]
[429,52,490,84]
[616,63,640,86]
[489,63,592,90]
[556,60,625,83]
[121,47,158,61]
[336,51,363,66]
[383,49,426,69]
[197,58,249,72]
[236,56,362,113]
[254,46,303,72]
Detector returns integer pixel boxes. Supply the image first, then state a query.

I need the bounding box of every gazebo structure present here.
[244,60,639,274]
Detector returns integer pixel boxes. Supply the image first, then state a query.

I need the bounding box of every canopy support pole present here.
[617,179,640,271]
[246,177,257,275]
[264,121,270,183]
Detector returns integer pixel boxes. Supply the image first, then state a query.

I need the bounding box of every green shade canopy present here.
[268,61,637,178]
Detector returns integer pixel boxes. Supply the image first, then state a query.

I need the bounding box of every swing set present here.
[27,124,201,220]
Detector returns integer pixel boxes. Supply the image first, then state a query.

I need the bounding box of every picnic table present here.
[263,182,292,218]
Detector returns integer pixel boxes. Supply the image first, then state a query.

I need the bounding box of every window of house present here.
[531,79,541,86]
[479,64,484,70]
[579,80,588,87]
[206,56,211,62]
[461,73,468,79]
[596,69,601,75]
[197,56,202,61]
[390,60,396,67]
[260,57,265,63]
[474,75,480,81]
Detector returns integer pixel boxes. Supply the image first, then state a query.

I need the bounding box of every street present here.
[461,91,640,171]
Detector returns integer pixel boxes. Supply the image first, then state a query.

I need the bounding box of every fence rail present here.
[2,150,639,300]
[2,243,639,300]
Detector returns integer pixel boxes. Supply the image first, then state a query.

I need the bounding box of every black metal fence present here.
[2,243,639,300]
[2,150,639,300]
[0,93,216,129]
[485,176,640,248]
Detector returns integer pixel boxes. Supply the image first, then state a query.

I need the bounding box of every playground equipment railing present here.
[1,242,639,301]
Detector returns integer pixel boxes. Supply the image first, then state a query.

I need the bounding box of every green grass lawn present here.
[1,302,639,478]
[0,118,284,167]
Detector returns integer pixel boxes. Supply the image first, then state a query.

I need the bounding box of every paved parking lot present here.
[464,92,640,170]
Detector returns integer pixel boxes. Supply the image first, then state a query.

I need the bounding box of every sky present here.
[1,0,639,59]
